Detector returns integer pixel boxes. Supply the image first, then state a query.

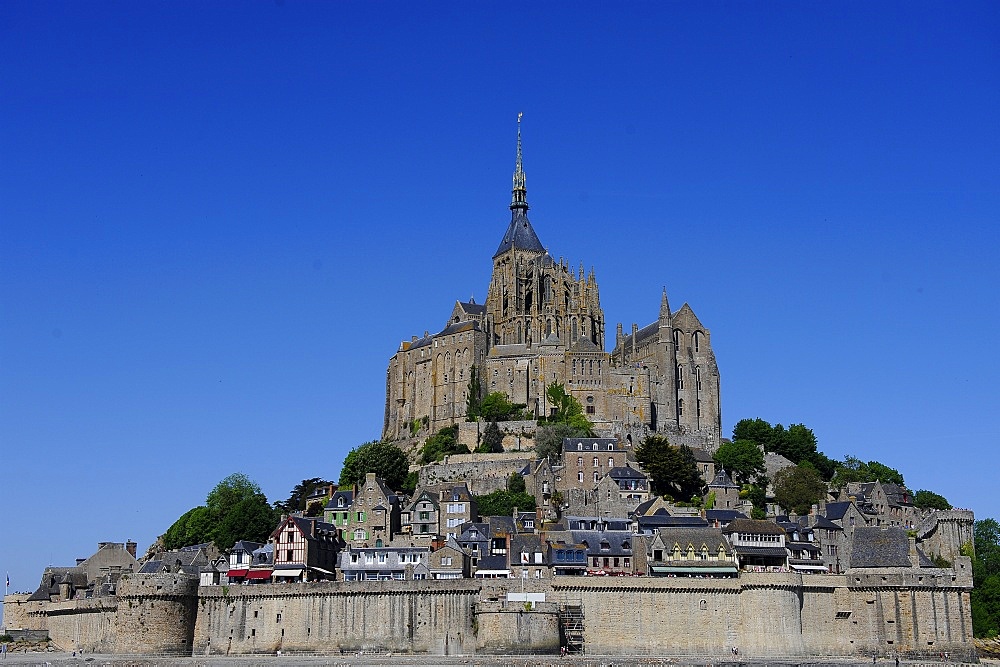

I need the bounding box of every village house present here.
[560,437,628,492]
[223,540,263,583]
[343,473,402,546]
[546,540,589,576]
[270,515,340,582]
[339,544,431,581]
[722,518,788,572]
[777,520,828,574]
[401,489,439,540]
[509,533,547,579]
[323,488,355,533]
[642,527,738,578]
[427,537,471,579]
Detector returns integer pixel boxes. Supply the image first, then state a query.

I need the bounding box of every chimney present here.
[126,541,137,558]
[908,536,920,568]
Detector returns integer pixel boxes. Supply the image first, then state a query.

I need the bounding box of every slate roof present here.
[570,530,633,556]
[690,448,715,463]
[812,516,843,531]
[476,554,511,572]
[708,470,739,489]
[326,489,355,509]
[458,300,486,315]
[823,501,853,521]
[494,210,545,257]
[722,519,786,536]
[614,321,660,353]
[564,437,622,452]
[230,540,263,554]
[654,527,734,555]
[569,338,602,353]
[609,466,645,480]
[732,545,788,557]
[705,509,748,525]
[638,515,709,529]
[850,527,915,568]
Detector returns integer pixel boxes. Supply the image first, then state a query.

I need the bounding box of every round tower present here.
[114,573,199,655]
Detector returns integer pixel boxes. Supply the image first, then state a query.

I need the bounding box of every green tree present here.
[542,382,594,435]
[478,420,504,453]
[773,463,828,515]
[634,435,703,500]
[732,418,773,447]
[212,493,281,552]
[713,439,765,485]
[475,490,536,517]
[274,477,333,514]
[162,473,279,550]
[479,392,524,422]
[972,518,1000,637]
[465,364,484,421]
[339,440,410,492]
[508,472,526,494]
[421,425,469,463]
[831,456,905,489]
[913,489,951,510]
[535,423,587,462]
[162,506,213,550]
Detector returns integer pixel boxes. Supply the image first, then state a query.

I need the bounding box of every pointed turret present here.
[494,113,545,258]
[659,288,671,321]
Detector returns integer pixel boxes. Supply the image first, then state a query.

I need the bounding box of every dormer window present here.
[338,498,345,507]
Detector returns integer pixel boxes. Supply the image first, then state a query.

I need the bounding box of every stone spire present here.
[659,287,671,321]
[511,112,528,212]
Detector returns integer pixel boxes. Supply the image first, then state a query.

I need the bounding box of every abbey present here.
[384,123,722,451]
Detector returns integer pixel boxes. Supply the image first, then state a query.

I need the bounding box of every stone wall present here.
[1,593,118,653]
[193,580,480,656]
[474,600,560,654]
[6,564,976,659]
[419,452,536,495]
[916,510,975,563]
[114,573,199,655]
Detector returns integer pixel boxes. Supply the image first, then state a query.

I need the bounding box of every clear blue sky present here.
[2,2,998,597]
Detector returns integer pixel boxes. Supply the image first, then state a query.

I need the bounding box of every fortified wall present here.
[5,560,976,660]
[916,510,975,563]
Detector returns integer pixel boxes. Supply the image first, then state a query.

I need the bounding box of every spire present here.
[494,114,544,258]
[659,288,671,321]
[511,112,528,212]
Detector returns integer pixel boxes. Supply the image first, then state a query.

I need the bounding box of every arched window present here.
[694,331,702,352]
[593,457,599,467]
[676,366,684,390]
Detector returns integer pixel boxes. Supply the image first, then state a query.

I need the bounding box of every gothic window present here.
[696,367,702,391]
[676,366,684,389]
[572,319,578,342]
[694,331,701,352]
[672,330,680,347]
[677,399,684,417]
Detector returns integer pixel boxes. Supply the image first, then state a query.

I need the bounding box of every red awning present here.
[245,570,272,580]
[226,569,249,578]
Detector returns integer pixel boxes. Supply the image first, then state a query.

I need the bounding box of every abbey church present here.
[384,123,722,452]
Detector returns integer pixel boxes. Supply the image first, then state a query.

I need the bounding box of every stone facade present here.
[384,126,721,452]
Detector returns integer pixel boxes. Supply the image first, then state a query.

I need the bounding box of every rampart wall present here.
[4,564,977,660]
[419,452,535,495]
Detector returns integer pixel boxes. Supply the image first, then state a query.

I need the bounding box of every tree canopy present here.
[913,489,951,510]
[732,418,834,479]
[339,440,410,492]
[971,518,1000,637]
[535,422,587,462]
[162,473,279,550]
[465,364,484,421]
[713,439,766,485]
[477,420,504,453]
[634,435,703,501]
[479,392,525,422]
[274,477,334,514]
[474,489,536,518]
[540,382,594,435]
[773,463,828,515]
[420,425,469,464]
[830,455,905,488]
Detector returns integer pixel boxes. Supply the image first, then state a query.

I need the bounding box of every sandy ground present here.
[0,654,992,667]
